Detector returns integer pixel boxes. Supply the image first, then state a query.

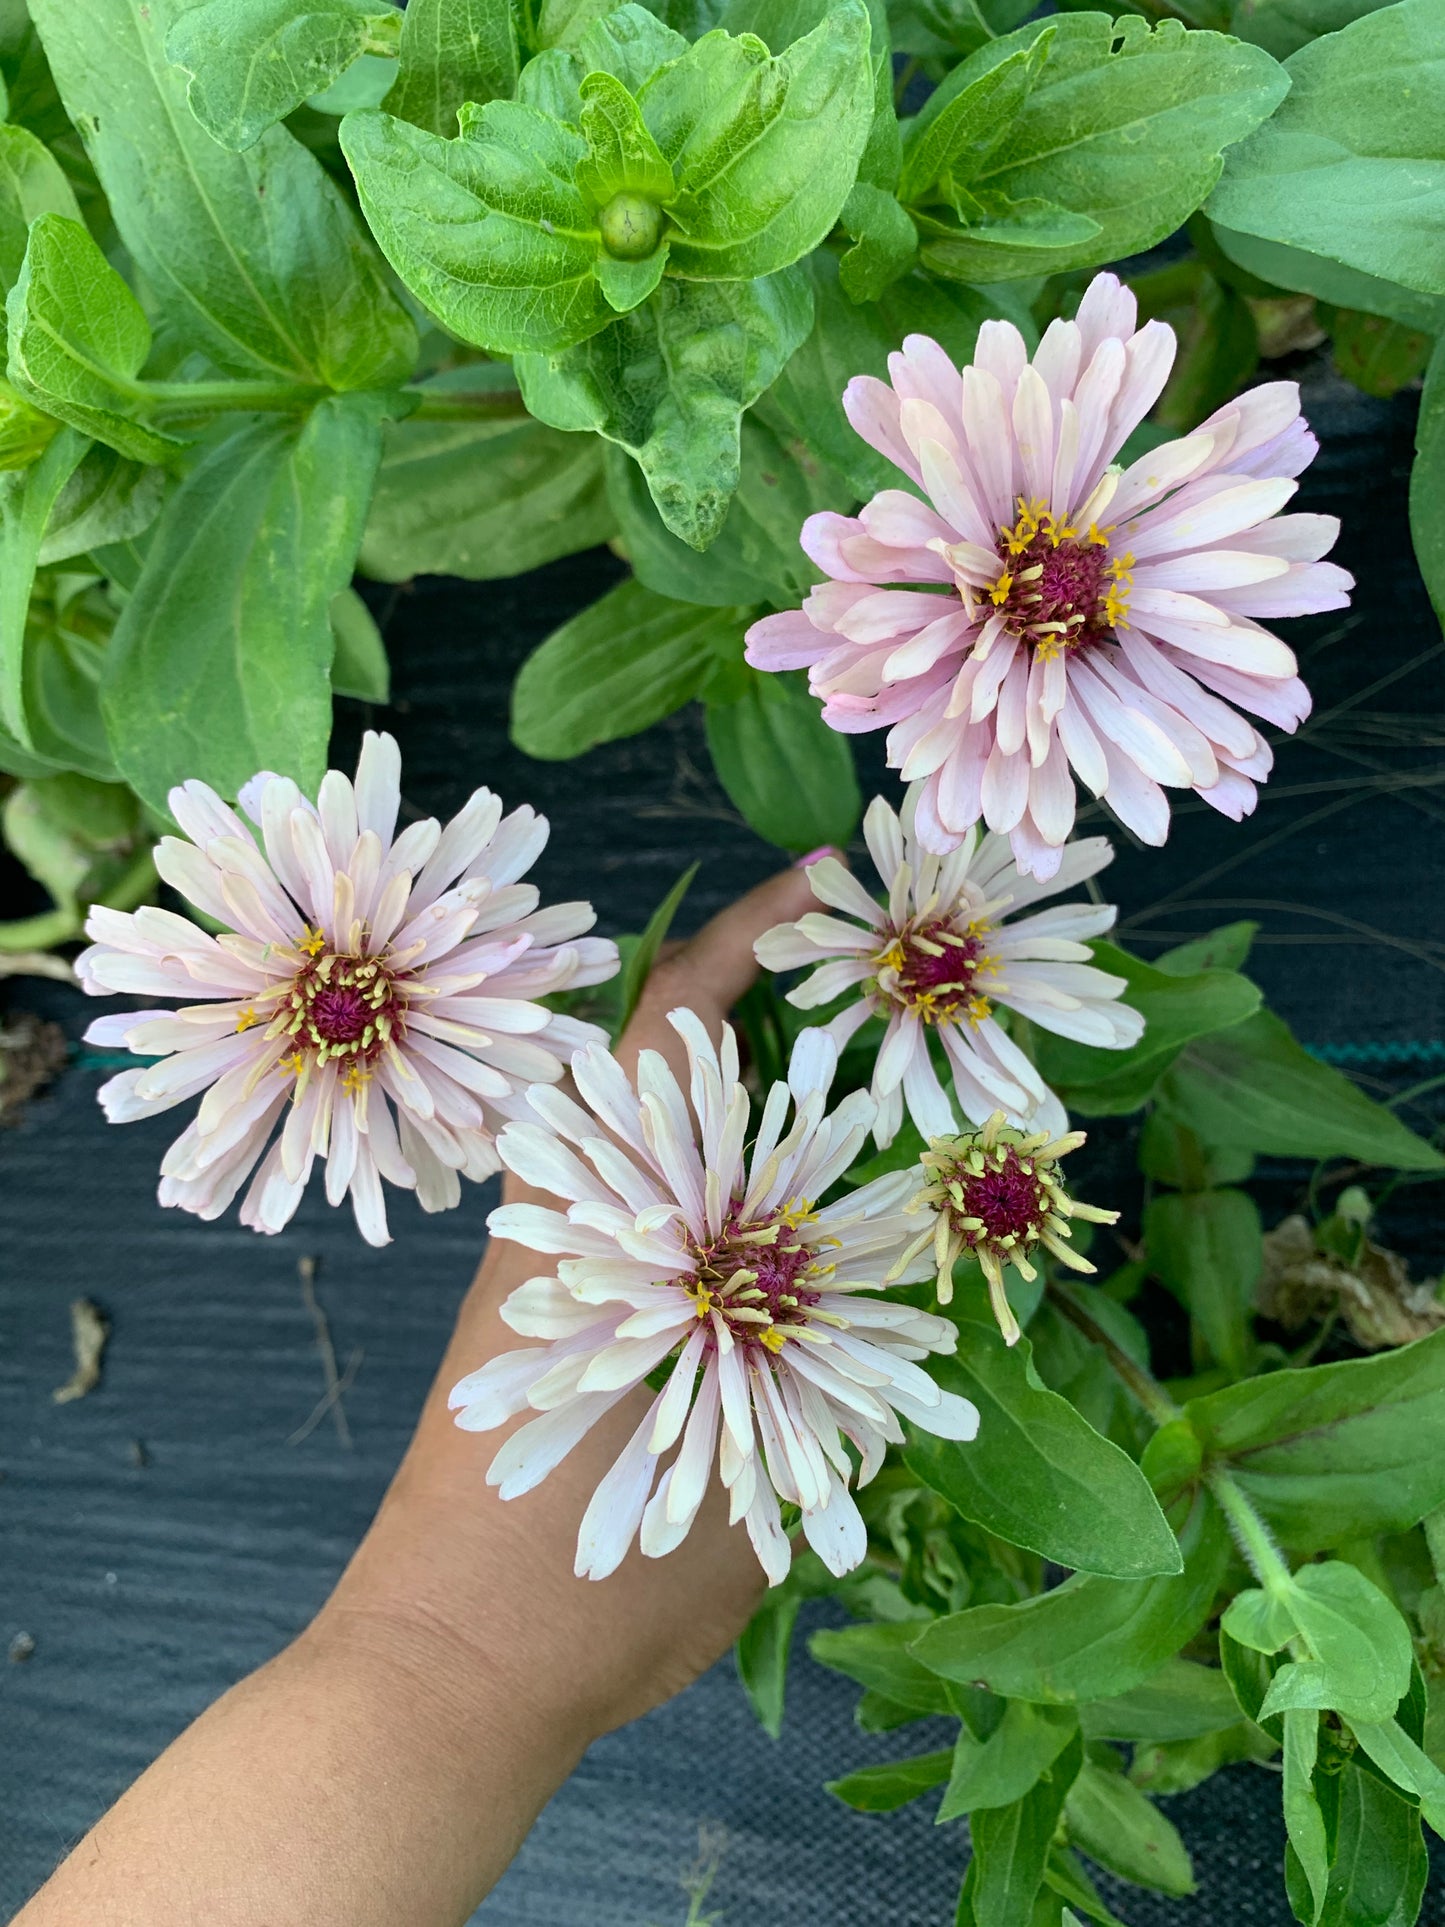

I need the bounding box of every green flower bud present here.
[598,191,664,262]
[0,381,60,471]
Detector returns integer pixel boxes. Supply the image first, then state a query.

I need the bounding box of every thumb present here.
[619,854,838,1069]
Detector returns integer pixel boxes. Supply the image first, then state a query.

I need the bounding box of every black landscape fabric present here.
[3,357,1444,1924]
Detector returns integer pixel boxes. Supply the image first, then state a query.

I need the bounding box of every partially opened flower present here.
[77,733,617,1245]
[746,271,1352,879]
[448,1015,979,1585]
[898,1112,1118,1344]
[756,787,1142,1147]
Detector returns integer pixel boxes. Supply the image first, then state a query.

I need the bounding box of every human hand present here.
[320,860,826,1755]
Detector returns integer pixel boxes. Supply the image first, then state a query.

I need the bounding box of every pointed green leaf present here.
[904,1322,1182,1579]
[1184,1324,1445,1549]
[913,1485,1229,1704]
[32,0,416,389]
[1159,1009,1445,1170]
[329,585,388,702]
[166,0,402,150]
[1081,1657,1241,1743]
[511,576,748,758]
[0,122,81,294]
[389,0,519,136]
[939,1700,1078,1820]
[7,213,180,465]
[810,1618,958,1716]
[1064,1758,1194,1896]
[828,1747,954,1812]
[0,423,85,744]
[102,394,385,813]
[517,266,812,547]
[1210,0,1445,300]
[638,2,875,281]
[960,1729,1084,1927]
[1145,1187,1261,1374]
[705,668,860,855]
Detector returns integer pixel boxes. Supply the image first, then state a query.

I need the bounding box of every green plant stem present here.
[140,380,530,425]
[144,380,331,414]
[409,388,527,421]
[1206,1462,1294,1598]
[1046,1276,1183,1428]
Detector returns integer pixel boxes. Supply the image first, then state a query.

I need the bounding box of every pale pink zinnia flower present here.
[755,787,1141,1147]
[449,1015,978,1584]
[77,733,617,1245]
[745,271,1352,879]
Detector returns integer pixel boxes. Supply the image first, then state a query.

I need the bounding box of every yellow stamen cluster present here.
[874,920,997,1029]
[985,493,1131,654]
[890,1111,1118,1345]
[1102,550,1135,631]
[680,1203,833,1352]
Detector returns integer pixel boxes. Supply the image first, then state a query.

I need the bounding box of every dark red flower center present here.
[283,947,405,1068]
[879,921,992,1025]
[952,1147,1048,1245]
[685,1205,824,1353]
[988,498,1132,654]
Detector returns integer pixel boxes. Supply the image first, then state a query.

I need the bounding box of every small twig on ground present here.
[290,1256,357,1448]
[52,1298,109,1403]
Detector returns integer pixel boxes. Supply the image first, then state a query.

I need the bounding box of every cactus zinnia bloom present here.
[755,786,1142,1145]
[77,733,617,1245]
[898,1112,1119,1343]
[746,272,1351,879]
[449,1016,978,1584]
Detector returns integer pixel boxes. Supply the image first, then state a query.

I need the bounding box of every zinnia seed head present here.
[898,1110,1119,1344]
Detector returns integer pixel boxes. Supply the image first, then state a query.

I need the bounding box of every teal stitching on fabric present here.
[1307,1040,1445,1068]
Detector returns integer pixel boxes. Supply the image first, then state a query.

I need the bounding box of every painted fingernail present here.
[793,845,841,870]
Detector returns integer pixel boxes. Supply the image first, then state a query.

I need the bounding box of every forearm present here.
[15,1589,584,1927]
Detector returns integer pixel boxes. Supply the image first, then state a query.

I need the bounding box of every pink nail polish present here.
[793,845,841,870]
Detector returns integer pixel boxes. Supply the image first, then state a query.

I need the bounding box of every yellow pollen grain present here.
[759,1327,787,1353]
[299,926,326,958]
[235,1006,259,1033]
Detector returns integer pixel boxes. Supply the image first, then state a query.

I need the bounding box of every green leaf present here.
[329,585,388,702]
[639,2,875,281]
[1350,1719,1445,1838]
[166,0,403,150]
[517,5,690,122]
[898,32,1048,210]
[32,0,416,390]
[913,14,1286,282]
[1210,220,1445,334]
[1411,336,1445,634]
[102,394,385,814]
[1081,1656,1242,1742]
[940,1700,1078,1821]
[1129,1723,1275,1797]
[837,181,918,302]
[1041,1848,1128,1927]
[903,1320,1182,1580]
[0,422,84,744]
[959,1729,1085,1927]
[389,0,520,136]
[809,1617,958,1716]
[1158,1010,1445,1171]
[1223,1562,1412,1724]
[1209,0,1445,301]
[1137,1112,1255,1191]
[705,668,860,854]
[912,1484,1229,1704]
[517,266,812,547]
[1144,1187,1261,1374]
[1229,0,1398,61]
[617,858,697,1034]
[769,248,1031,502]
[1313,1748,1430,1927]
[7,213,180,466]
[1030,942,1261,1116]
[511,576,747,758]
[38,443,165,567]
[828,1747,954,1812]
[1155,920,1258,976]
[1185,1327,1445,1550]
[0,121,81,294]
[341,101,612,356]
[578,68,673,210]
[15,573,121,780]
[1282,1709,1330,1924]
[606,409,833,610]
[1330,308,1433,401]
[1064,1758,1194,1896]
[359,398,614,582]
